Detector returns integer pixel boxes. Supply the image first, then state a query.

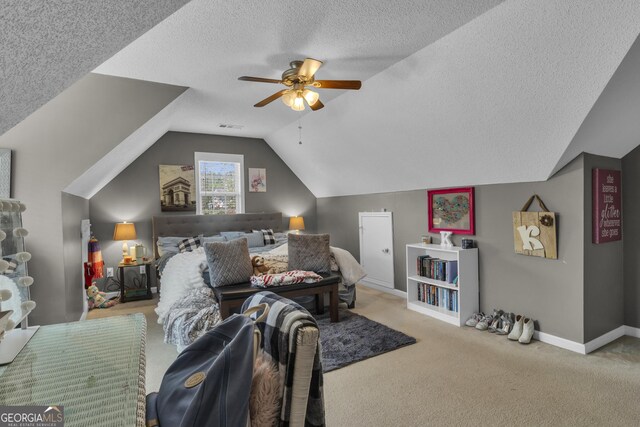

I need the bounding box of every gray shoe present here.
[487,309,504,332]
[496,312,514,335]
[488,317,502,333]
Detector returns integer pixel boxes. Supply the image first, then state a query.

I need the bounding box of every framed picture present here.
[427,187,475,235]
[249,168,266,192]
[159,165,196,212]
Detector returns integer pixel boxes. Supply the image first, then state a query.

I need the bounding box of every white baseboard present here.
[359,279,406,298]
[534,330,587,355]
[533,324,639,355]
[624,325,640,338]
[584,325,626,354]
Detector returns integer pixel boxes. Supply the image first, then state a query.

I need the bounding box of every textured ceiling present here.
[11,0,640,199]
[0,0,190,135]
[94,0,504,137]
[266,0,640,196]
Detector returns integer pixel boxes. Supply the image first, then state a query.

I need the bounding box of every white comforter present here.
[155,247,207,324]
[156,244,366,325]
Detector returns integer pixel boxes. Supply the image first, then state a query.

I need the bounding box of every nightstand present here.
[118,261,152,303]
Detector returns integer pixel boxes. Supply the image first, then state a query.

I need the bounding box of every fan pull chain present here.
[298,119,303,145]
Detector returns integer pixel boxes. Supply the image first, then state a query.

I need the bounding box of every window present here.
[195,152,244,215]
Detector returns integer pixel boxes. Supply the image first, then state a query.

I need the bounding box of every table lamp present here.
[289,216,305,234]
[113,222,137,261]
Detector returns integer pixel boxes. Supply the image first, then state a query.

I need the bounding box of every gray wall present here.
[318,155,586,342]
[623,145,640,328]
[0,73,187,324]
[61,192,90,322]
[582,154,624,342]
[89,131,316,285]
[317,190,427,294]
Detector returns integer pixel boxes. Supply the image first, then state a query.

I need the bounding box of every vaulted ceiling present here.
[5,1,640,198]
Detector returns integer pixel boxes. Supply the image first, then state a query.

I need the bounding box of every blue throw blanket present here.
[242,292,325,427]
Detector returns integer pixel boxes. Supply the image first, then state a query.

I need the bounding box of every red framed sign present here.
[427,187,475,235]
[592,168,622,244]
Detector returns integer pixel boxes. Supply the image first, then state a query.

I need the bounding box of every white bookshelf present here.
[406,243,478,327]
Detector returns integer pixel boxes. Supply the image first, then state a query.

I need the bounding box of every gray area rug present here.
[315,309,416,372]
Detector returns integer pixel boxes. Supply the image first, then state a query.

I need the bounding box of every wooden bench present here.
[213,273,341,322]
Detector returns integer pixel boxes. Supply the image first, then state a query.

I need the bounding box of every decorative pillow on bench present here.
[204,238,253,287]
[287,233,331,274]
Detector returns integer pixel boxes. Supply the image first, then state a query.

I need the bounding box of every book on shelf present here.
[416,283,458,312]
[416,256,458,285]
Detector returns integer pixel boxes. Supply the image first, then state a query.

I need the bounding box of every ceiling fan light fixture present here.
[302,89,320,106]
[239,58,361,111]
[282,90,296,107]
[292,95,305,111]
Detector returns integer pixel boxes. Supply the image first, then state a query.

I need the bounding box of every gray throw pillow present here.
[287,233,331,274]
[204,238,253,287]
[245,231,265,248]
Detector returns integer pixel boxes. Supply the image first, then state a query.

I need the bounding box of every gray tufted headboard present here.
[152,212,283,258]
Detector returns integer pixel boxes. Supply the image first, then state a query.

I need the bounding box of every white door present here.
[359,212,394,289]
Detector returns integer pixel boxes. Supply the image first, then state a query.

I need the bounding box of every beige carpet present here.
[89,286,640,426]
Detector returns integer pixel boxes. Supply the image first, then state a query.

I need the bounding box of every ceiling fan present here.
[238,58,361,111]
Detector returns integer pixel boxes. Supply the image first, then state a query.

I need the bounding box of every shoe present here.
[475,314,494,331]
[488,317,502,333]
[519,318,535,344]
[465,312,484,327]
[487,309,504,332]
[508,315,524,340]
[496,313,514,335]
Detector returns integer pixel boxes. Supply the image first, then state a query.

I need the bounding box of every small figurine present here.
[440,231,453,247]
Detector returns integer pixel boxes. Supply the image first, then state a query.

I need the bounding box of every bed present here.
[151,212,365,350]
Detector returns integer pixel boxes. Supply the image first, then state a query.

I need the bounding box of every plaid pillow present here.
[258,229,276,245]
[178,237,201,253]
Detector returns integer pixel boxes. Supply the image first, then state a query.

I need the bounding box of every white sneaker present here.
[508,315,524,341]
[518,317,535,344]
[475,314,493,331]
[465,312,484,327]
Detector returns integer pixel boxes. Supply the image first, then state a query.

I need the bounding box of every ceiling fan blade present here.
[238,76,282,84]
[298,58,323,79]
[254,90,288,107]
[309,99,324,111]
[314,80,362,90]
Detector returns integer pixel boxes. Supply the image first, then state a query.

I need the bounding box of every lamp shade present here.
[289,216,305,231]
[113,222,137,241]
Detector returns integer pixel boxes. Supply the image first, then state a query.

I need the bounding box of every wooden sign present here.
[592,169,622,244]
[512,195,557,259]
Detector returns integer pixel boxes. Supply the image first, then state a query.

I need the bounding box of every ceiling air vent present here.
[218,124,244,130]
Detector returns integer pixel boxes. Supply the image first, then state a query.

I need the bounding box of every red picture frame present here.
[427,187,475,235]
